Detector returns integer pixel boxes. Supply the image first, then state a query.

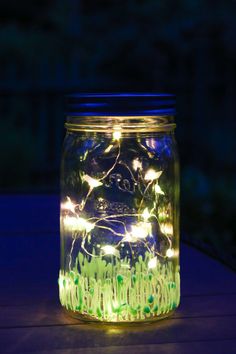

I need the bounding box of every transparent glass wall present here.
[59,94,180,323]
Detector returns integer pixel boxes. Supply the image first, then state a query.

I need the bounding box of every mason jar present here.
[59,93,180,323]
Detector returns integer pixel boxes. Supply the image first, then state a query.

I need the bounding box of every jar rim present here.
[65,93,176,132]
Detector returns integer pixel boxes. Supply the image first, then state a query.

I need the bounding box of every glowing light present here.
[101,245,119,257]
[148,257,157,269]
[144,169,162,181]
[113,130,121,140]
[155,184,165,195]
[123,233,136,243]
[158,210,168,220]
[83,174,102,188]
[160,222,173,235]
[133,158,142,171]
[104,144,114,153]
[166,248,174,258]
[123,221,151,243]
[64,216,94,233]
[142,207,151,221]
[130,222,151,239]
[61,197,76,213]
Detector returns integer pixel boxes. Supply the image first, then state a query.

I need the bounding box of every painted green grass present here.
[59,252,180,322]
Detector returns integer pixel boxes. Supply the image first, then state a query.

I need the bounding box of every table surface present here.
[0,195,236,354]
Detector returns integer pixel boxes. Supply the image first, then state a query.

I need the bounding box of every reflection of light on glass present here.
[83,174,102,188]
[104,144,114,153]
[61,196,76,213]
[106,327,124,335]
[132,158,142,171]
[160,222,173,236]
[101,245,119,257]
[155,183,165,195]
[144,169,162,181]
[148,257,157,269]
[145,138,157,150]
[158,210,168,220]
[166,248,174,258]
[64,215,94,232]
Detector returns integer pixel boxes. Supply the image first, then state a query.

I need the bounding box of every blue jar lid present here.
[66,93,175,117]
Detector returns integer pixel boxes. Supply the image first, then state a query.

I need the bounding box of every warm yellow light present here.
[160,222,173,236]
[101,245,119,257]
[142,207,151,221]
[107,328,124,335]
[148,257,157,269]
[123,221,151,243]
[83,174,102,188]
[123,232,136,243]
[131,222,151,239]
[64,216,94,233]
[155,184,165,195]
[104,144,114,153]
[113,130,121,140]
[61,197,76,213]
[144,169,162,181]
[158,210,168,220]
[132,158,142,171]
[166,248,174,258]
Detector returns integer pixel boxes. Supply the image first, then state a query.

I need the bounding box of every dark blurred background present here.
[0,0,235,269]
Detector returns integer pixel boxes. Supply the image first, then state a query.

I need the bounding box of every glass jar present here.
[59,93,180,323]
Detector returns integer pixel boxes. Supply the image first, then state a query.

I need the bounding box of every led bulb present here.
[113,130,121,141]
[155,184,165,195]
[131,222,151,239]
[144,169,162,181]
[77,217,94,232]
[166,248,174,258]
[61,197,76,213]
[133,158,142,171]
[142,208,151,221]
[123,232,136,243]
[101,245,119,257]
[148,257,157,269]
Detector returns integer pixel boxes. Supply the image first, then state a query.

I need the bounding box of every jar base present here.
[62,306,177,325]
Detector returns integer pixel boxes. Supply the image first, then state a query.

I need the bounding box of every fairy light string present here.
[59,129,180,321]
[61,130,174,271]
